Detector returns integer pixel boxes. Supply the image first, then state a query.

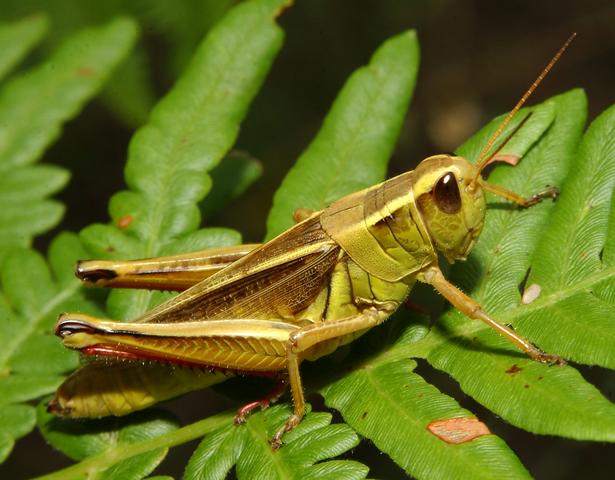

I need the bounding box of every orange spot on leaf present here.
[116,214,133,229]
[427,417,491,444]
[505,364,522,375]
[77,66,95,77]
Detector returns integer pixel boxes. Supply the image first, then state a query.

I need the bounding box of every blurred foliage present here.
[0,0,235,128]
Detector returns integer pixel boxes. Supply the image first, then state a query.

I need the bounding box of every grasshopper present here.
[50,35,574,448]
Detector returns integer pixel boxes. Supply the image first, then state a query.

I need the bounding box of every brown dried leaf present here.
[427,417,491,444]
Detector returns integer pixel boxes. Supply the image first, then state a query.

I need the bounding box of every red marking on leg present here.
[234,382,287,425]
[81,344,208,368]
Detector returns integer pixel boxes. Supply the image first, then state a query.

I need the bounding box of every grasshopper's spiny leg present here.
[271,307,389,448]
[271,353,304,450]
[420,267,565,365]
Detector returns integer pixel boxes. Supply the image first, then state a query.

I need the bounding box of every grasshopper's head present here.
[411,34,576,263]
[412,154,485,262]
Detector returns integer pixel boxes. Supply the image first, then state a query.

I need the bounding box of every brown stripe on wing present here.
[144,247,340,323]
[138,214,340,324]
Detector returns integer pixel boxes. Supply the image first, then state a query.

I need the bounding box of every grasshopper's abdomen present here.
[301,254,415,361]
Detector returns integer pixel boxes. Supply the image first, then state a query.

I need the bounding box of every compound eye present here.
[434,172,461,214]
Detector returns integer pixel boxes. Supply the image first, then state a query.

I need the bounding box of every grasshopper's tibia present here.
[234,381,287,425]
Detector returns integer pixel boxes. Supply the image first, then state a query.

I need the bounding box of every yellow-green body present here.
[52,155,490,419]
[51,154,560,446]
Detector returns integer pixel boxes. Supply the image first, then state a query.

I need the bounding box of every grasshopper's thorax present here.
[412,154,486,263]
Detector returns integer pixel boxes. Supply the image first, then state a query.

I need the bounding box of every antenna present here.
[470,32,577,187]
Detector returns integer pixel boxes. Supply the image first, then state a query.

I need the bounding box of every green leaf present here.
[0,165,69,204]
[0,17,137,171]
[0,17,137,251]
[0,14,48,81]
[201,151,263,220]
[38,404,178,479]
[266,29,420,239]
[0,404,35,463]
[0,233,104,462]
[0,200,64,251]
[422,92,615,442]
[323,359,530,479]
[520,102,615,365]
[80,0,288,320]
[458,102,555,167]
[352,91,615,453]
[37,411,235,480]
[184,406,368,480]
[0,165,70,249]
[100,47,156,128]
[35,0,288,474]
[139,0,235,77]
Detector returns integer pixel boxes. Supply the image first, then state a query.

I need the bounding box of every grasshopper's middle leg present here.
[75,244,260,291]
[420,266,565,365]
[271,305,393,448]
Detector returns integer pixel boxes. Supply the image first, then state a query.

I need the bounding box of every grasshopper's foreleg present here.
[420,266,565,365]
[481,181,559,207]
[271,306,390,448]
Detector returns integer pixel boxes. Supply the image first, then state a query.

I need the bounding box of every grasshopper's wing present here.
[53,215,341,417]
[49,361,228,417]
[56,215,340,370]
[136,213,341,324]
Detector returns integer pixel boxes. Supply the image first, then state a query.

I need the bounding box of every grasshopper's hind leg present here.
[271,306,391,448]
[234,381,287,425]
[420,266,565,365]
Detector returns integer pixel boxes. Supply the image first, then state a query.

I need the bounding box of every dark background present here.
[1,1,614,478]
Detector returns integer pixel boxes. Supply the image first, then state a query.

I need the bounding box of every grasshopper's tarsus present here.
[522,185,560,207]
[480,182,560,208]
[271,413,302,450]
[530,348,567,366]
